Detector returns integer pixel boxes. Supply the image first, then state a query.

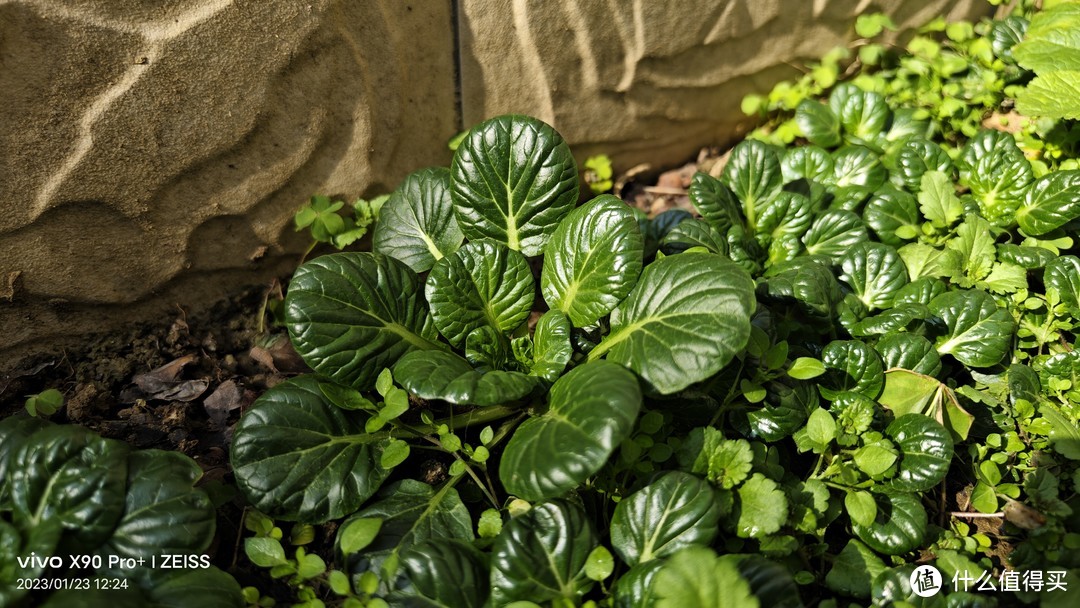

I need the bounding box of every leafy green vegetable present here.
[372,167,463,272]
[609,472,722,566]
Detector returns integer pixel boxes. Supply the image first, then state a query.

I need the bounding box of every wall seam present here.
[450,0,464,132]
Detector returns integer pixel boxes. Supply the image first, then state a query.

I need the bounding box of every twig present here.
[642,186,688,196]
[950,511,1005,519]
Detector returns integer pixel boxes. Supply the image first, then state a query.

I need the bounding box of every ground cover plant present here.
[229,3,1080,606]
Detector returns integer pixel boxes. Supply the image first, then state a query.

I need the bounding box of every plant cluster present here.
[0,416,242,607]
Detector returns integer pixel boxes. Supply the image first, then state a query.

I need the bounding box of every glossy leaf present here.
[103,450,215,559]
[851,491,927,555]
[451,115,578,255]
[1016,170,1080,235]
[394,350,539,406]
[819,340,885,400]
[874,333,942,376]
[610,471,722,566]
[589,252,755,394]
[490,500,598,605]
[660,218,728,255]
[886,414,954,492]
[373,167,463,272]
[531,310,573,381]
[740,377,818,442]
[830,146,887,190]
[722,140,783,229]
[759,257,842,321]
[795,101,841,148]
[10,425,128,552]
[231,376,391,522]
[427,241,534,347]
[542,196,644,326]
[1046,255,1080,313]
[928,290,1014,367]
[688,172,743,233]
[781,146,834,183]
[892,139,953,194]
[735,556,803,608]
[391,540,489,608]
[500,361,642,500]
[956,130,1033,225]
[864,187,920,247]
[0,416,50,510]
[612,561,664,608]
[286,253,439,390]
[802,210,868,259]
[839,242,908,310]
[757,191,814,242]
[850,303,930,338]
[830,84,890,141]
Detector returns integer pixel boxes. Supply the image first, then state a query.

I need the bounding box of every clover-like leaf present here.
[490,499,598,605]
[1016,170,1080,236]
[839,242,908,310]
[885,414,953,492]
[286,252,440,390]
[928,290,1014,367]
[734,473,788,539]
[610,471,722,566]
[688,427,754,489]
[653,547,759,608]
[373,167,463,272]
[500,361,642,501]
[542,196,644,326]
[451,115,578,255]
[10,425,128,553]
[103,450,215,559]
[231,376,391,522]
[394,350,539,406]
[589,252,755,394]
[851,491,927,555]
[722,140,783,230]
[426,240,534,347]
[802,210,868,259]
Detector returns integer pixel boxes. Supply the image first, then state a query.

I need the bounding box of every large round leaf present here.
[1017,170,1080,236]
[286,252,440,390]
[864,187,920,247]
[781,145,835,183]
[830,146,887,190]
[851,491,927,555]
[957,130,1033,225]
[11,425,128,552]
[802,209,868,259]
[451,115,578,255]
[500,361,642,501]
[490,499,598,605]
[886,414,954,492]
[839,242,908,310]
[738,377,818,442]
[660,218,729,256]
[927,290,1014,368]
[589,252,756,394]
[610,471,722,566]
[874,333,942,377]
[394,350,539,406]
[795,101,841,148]
[103,450,215,559]
[820,340,885,400]
[892,139,953,193]
[0,415,50,510]
[426,240,534,347]
[830,84,890,141]
[756,191,814,242]
[392,540,489,608]
[230,376,391,522]
[373,166,463,272]
[541,195,644,326]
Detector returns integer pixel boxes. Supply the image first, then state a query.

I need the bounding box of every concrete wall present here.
[0,0,989,368]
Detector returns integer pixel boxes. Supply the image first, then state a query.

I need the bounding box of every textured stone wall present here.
[0,0,990,368]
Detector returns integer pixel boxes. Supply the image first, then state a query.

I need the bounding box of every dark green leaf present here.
[864,187,920,246]
[394,349,538,407]
[286,253,439,390]
[392,540,489,608]
[928,290,1014,367]
[735,556,803,608]
[802,210,868,259]
[722,140,784,230]
[688,173,743,233]
[829,146,887,190]
[989,16,1028,60]
[1046,255,1080,312]
[839,242,908,310]
[451,115,578,255]
[886,414,954,492]
[373,167,463,272]
[738,377,817,442]
[542,196,644,326]
[820,340,885,400]
[104,450,215,559]
[781,146,834,183]
[759,257,842,321]
[997,244,1056,269]
[426,241,534,347]
[531,310,573,381]
[501,361,642,500]
[610,471,722,566]
[660,218,728,255]
[851,491,927,555]
[874,333,942,376]
[830,84,890,141]
[892,139,953,194]
[825,539,886,599]
[231,376,391,522]
[1017,170,1080,235]
[757,192,814,242]
[10,425,128,551]
[850,303,930,338]
[612,561,664,608]
[590,252,755,394]
[956,130,1033,225]
[895,277,948,306]
[795,101,841,148]
[0,416,51,510]
[490,499,598,605]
